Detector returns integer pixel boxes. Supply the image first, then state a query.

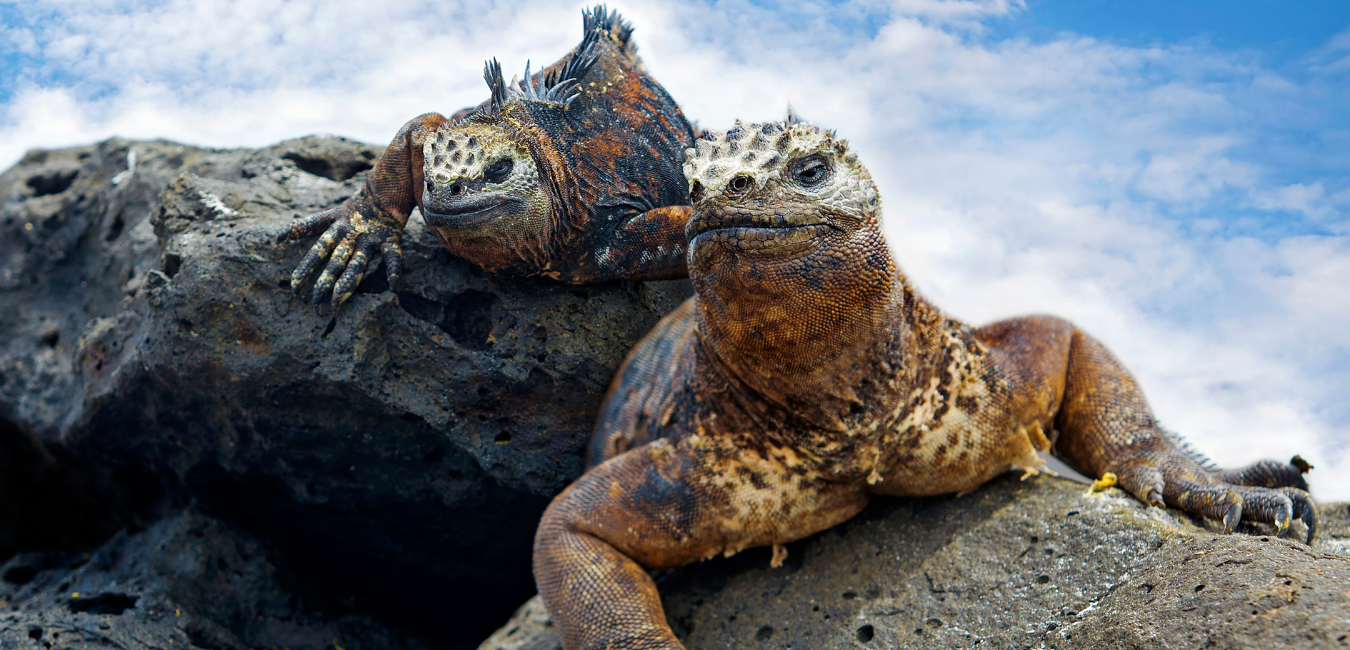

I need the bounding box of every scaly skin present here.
[534,120,1318,650]
[279,7,696,304]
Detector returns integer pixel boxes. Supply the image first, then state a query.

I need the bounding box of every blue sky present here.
[2,0,1348,502]
[1000,0,1350,56]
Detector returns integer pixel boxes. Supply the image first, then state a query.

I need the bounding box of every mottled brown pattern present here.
[279,7,695,303]
[533,121,1318,650]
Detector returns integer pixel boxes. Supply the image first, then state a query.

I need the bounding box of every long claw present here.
[1147,489,1164,508]
[1285,488,1318,544]
[292,226,345,295]
[1273,501,1293,536]
[1220,500,1243,534]
[311,232,357,304]
[332,247,371,305]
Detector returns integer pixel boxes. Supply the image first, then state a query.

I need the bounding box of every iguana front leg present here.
[534,436,868,650]
[984,317,1318,542]
[587,298,697,468]
[592,205,693,281]
[280,112,449,304]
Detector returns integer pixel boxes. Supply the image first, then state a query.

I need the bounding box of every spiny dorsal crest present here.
[682,120,871,209]
[583,4,634,47]
[479,9,607,116]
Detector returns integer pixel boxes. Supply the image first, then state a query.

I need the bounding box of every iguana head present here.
[682,120,896,373]
[419,57,589,273]
[682,119,884,274]
[420,116,550,268]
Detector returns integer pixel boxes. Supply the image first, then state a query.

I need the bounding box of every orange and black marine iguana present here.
[533,120,1318,650]
[280,7,696,304]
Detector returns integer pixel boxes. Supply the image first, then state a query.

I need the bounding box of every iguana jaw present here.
[688,208,832,256]
[423,195,528,229]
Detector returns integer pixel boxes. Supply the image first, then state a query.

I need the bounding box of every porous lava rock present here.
[0,510,426,650]
[480,475,1350,650]
[0,136,691,647]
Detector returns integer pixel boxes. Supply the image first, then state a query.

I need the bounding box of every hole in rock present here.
[396,290,497,351]
[68,593,138,615]
[163,253,182,278]
[856,625,875,642]
[4,566,38,584]
[281,152,373,182]
[27,169,78,196]
[1036,575,1050,584]
[106,213,125,241]
[755,626,773,641]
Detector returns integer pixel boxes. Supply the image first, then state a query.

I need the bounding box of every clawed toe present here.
[1226,484,1317,544]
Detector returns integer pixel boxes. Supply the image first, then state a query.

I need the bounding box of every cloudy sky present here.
[3,0,1348,501]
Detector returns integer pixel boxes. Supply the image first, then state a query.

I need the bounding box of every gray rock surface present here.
[0,510,425,650]
[0,136,691,646]
[480,476,1350,650]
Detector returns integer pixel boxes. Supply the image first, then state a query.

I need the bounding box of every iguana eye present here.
[791,155,831,188]
[484,158,514,184]
[728,175,753,194]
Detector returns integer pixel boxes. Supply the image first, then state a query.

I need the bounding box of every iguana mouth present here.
[690,211,831,253]
[690,211,825,234]
[424,195,525,228]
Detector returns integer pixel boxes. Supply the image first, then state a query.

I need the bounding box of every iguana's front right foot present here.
[281,194,405,304]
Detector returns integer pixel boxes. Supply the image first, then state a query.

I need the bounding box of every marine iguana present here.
[280,6,696,304]
[533,120,1318,650]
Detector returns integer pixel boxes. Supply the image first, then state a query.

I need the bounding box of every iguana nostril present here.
[690,180,705,204]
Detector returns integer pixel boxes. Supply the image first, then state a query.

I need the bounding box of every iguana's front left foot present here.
[1108,450,1317,543]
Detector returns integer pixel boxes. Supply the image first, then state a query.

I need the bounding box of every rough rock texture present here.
[0,509,425,650]
[481,476,1350,650]
[0,137,691,646]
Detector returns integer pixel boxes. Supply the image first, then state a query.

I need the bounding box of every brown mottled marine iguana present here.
[279,6,696,304]
[532,120,1317,650]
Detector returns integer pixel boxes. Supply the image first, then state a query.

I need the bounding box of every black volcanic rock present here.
[0,510,426,650]
[0,136,691,647]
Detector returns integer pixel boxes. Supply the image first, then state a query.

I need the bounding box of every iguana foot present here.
[280,199,403,305]
[1108,450,1317,543]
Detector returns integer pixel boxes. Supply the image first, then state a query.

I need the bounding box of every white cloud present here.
[2,1,1348,501]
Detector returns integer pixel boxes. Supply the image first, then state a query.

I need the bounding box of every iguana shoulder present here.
[280,6,696,304]
[535,120,1318,650]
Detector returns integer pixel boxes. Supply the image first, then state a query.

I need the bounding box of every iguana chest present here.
[864,332,1055,496]
[713,329,1053,497]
